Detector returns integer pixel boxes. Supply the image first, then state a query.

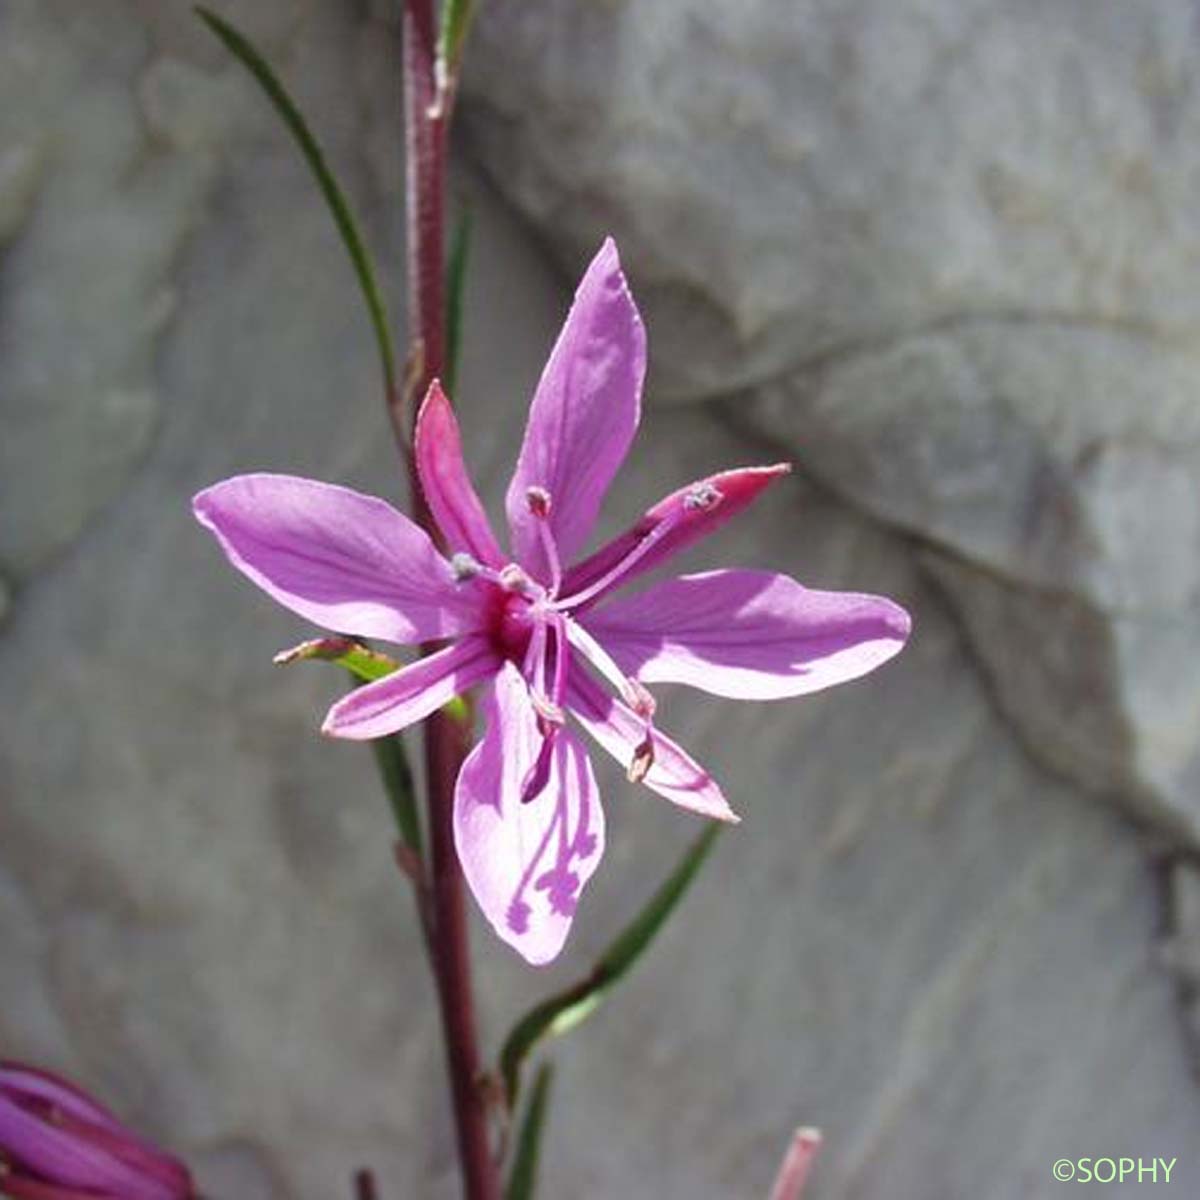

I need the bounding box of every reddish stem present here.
[399,5,500,1199]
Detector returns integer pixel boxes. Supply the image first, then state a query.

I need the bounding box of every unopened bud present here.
[0,1062,196,1199]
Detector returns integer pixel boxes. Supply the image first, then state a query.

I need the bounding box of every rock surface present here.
[1,3,1197,1199]
[461,0,1200,842]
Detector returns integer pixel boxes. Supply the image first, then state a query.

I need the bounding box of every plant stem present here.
[399,4,499,1198]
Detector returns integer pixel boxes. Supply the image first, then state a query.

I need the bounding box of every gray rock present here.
[461,0,1200,840]
[1165,862,1200,1061]
[1,3,1197,1199]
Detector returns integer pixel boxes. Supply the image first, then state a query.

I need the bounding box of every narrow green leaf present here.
[443,208,472,401]
[438,0,477,79]
[499,822,723,1103]
[274,636,401,683]
[273,635,420,853]
[505,1062,554,1200]
[195,7,398,396]
[370,731,422,858]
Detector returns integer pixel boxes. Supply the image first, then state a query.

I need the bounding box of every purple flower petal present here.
[566,667,738,823]
[585,570,911,699]
[560,464,790,608]
[322,637,500,740]
[0,1092,174,1200]
[1,1065,125,1135]
[193,474,488,644]
[415,381,505,567]
[455,664,605,965]
[505,239,645,582]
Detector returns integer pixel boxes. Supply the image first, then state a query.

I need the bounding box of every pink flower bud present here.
[0,1062,195,1200]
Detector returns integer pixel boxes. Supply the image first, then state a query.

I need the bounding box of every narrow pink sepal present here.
[561,464,791,607]
[415,381,505,567]
[566,667,738,823]
[506,238,645,581]
[768,1128,822,1200]
[585,570,911,699]
[322,637,500,740]
[193,474,487,644]
[455,664,605,964]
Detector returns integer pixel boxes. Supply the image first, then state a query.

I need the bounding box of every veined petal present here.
[415,381,504,567]
[566,667,738,823]
[560,464,790,609]
[194,474,487,644]
[506,238,645,580]
[585,570,911,699]
[455,663,605,965]
[322,637,500,740]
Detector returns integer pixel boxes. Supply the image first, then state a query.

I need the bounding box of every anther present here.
[628,736,655,783]
[530,691,566,726]
[526,486,553,518]
[499,563,533,593]
[684,482,722,511]
[623,678,657,720]
[450,551,482,581]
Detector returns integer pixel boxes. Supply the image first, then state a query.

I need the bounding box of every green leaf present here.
[443,208,472,401]
[370,731,422,858]
[195,7,398,397]
[274,637,401,683]
[273,636,420,854]
[499,822,723,1104]
[505,1062,554,1200]
[438,0,477,79]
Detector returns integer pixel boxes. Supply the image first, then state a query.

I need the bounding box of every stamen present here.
[526,486,563,595]
[523,612,566,726]
[531,691,565,726]
[628,736,655,783]
[450,551,482,581]
[525,486,553,518]
[554,486,723,611]
[624,677,657,720]
[450,552,519,593]
[548,612,569,711]
[565,620,655,718]
[521,735,555,804]
[500,563,539,597]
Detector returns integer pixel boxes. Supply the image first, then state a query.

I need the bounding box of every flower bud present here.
[0,1061,195,1200]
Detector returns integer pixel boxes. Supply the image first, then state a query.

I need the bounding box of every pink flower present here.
[194,240,910,964]
[0,1062,195,1199]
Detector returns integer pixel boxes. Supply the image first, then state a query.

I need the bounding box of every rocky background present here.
[2,1,1199,1197]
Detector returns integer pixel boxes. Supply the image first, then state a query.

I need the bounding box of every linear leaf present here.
[273,636,420,853]
[195,7,398,395]
[438,0,477,80]
[274,636,401,683]
[370,731,422,857]
[499,822,723,1103]
[505,1062,554,1200]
